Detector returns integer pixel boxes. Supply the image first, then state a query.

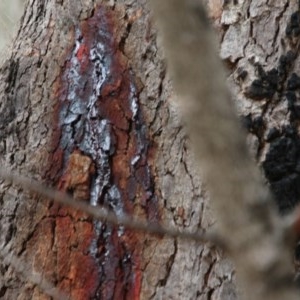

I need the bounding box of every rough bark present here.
[212,0,300,295]
[215,0,300,277]
[150,0,300,300]
[213,0,300,214]
[0,1,234,299]
[215,0,300,295]
[2,0,298,299]
[210,0,300,245]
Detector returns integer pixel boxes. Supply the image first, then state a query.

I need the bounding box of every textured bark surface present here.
[151,1,298,300]
[209,0,300,295]
[0,1,235,299]
[217,0,300,214]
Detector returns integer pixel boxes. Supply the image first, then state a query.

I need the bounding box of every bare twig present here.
[0,169,225,247]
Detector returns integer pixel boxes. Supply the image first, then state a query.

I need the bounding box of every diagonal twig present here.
[0,168,226,247]
[149,1,298,299]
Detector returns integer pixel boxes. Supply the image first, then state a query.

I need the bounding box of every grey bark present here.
[1,0,297,299]
[0,0,234,299]
[150,0,300,299]
[219,0,300,214]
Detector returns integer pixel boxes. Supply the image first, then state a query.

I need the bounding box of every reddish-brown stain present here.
[58,149,95,201]
[43,4,159,300]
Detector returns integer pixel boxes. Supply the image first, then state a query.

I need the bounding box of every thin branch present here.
[0,246,68,300]
[0,169,225,247]
[149,1,298,299]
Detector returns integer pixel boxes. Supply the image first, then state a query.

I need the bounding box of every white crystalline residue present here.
[97,42,105,52]
[95,61,107,96]
[103,135,111,151]
[109,185,121,202]
[108,185,124,218]
[63,113,78,124]
[131,155,140,166]
[117,226,124,237]
[104,249,110,257]
[69,67,80,81]
[89,239,98,257]
[131,97,138,119]
[123,253,131,262]
[90,42,108,97]
[67,89,76,102]
[130,83,138,119]
[89,105,99,118]
[103,228,112,239]
[87,94,97,116]
[74,34,81,53]
[98,118,108,129]
[90,48,98,60]
[98,119,111,152]
[70,100,86,115]
[90,176,102,206]
[95,77,104,96]
[89,221,103,257]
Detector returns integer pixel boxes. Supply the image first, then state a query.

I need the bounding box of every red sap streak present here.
[46,4,160,299]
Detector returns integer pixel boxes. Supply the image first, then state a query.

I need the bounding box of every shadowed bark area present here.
[217,1,300,215]
[213,0,300,295]
[0,0,234,299]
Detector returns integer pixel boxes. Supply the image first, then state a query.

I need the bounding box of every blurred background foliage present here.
[0,0,24,52]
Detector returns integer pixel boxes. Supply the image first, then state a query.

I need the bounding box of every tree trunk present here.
[1,0,298,299]
[0,1,235,299]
